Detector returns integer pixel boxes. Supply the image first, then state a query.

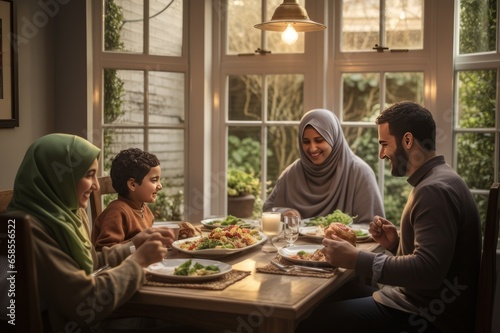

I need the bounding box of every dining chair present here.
[0,189,13,213]
[0,211,44,333]
[89,176,116,223]
[474,182,499,333]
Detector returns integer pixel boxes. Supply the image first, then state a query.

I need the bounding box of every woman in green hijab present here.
[8,133,174,332]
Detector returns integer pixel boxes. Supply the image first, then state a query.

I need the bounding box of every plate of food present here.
[299,225,325,240]
[201,215,257,229]
[146,258,232,282]
[302,209,355,227]
[278,245,332,267]
[352,228,370,241]
[171,225,267,257]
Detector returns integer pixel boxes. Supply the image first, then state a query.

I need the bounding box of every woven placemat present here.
[145,269,251,290]
[256,255,336,278]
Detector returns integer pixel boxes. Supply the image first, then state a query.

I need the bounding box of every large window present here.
[455,0,499,225]
[93,0,187,221]
[335,0,427,224]
[218,0,319,217]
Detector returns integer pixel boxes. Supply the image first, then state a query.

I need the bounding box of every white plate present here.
[171,231,267,257]
[301,216,353,227]
[200,217,258,229]
[300,226,370,242]
[352,228,370,240]
[146,259,232,282]
[299,226,324,239]
[278,245,332,267]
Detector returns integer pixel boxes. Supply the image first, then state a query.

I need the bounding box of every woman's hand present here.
[369,215,399,251]
[131,227,175,249]
[321,236,359,269]
[130,240,167,267]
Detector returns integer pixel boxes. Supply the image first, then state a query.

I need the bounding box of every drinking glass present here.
[260,212,282,252]
[283,216,300,247]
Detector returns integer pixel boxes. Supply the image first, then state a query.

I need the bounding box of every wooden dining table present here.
[115,225,382,333]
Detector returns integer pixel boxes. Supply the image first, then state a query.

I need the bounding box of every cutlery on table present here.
[271,260,334,273]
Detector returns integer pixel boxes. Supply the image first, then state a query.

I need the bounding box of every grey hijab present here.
[263,109,384,223]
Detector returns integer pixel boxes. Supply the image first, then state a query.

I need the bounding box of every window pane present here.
[228,128,262,177]
[228,75,263,121]
[149,128,184,196]
[456,70,496,128]
[456,132,495,189]
[344,127,380,176]
[385,0,423,50]
[148,71,185,125]
[227,0,261,54]
[104,70,144,125]
[384,172,412,225]
[267,74,304,121]
[105,0,143,53]
[103,128,144,172]
[459,0,497,54]
[342,73,380,121]
[267,125,300,189]
[342,0,379,52]
[385,72,424,105]
[341,0,423,52]
[149,0,183,56]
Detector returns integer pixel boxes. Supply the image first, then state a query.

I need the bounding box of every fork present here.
[271,260,334,273]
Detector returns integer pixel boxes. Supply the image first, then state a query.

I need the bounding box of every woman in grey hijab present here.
[263,109,384,224]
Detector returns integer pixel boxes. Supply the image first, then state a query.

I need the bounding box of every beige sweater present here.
[32,209,144,332]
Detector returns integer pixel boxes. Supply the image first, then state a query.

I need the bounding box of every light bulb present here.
[281,24,298,45]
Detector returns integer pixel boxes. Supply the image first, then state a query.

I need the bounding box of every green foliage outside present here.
[227,135,267,218]
[457,0,497,228]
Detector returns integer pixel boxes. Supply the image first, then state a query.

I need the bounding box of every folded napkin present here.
[145,269,250,290]
[256,255,336,278]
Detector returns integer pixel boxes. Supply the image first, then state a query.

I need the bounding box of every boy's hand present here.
[132,227,175,248]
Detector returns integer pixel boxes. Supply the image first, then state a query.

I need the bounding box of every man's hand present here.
[321,236,360,269]
[369,215,399,251]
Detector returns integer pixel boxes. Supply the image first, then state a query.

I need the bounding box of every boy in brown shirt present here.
[92,148,163,250]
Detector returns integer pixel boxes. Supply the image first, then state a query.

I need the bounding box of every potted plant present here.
[227,168,261,218]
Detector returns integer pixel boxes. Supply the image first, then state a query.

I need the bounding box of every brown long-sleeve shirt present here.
[92,196,154,250]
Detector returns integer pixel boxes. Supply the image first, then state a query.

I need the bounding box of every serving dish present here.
[146,259,232,282]
[299,226,370,242]
[351,228,370,241]
[200,216,258,229]
[278,245,332,267]
[171,230,267,257]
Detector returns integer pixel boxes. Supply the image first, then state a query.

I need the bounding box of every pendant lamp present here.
[254,0,326,44]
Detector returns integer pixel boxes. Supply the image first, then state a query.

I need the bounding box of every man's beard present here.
[390,142,408,177]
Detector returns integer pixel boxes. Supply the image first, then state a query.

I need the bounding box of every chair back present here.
[475,182,500,333]
[0,189,13,213]
[89,176,116,222]
[0,211,43,332]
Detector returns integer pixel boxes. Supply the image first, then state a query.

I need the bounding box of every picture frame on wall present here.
[0,0,19,128]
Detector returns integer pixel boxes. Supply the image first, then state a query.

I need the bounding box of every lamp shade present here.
[254,0,326,32]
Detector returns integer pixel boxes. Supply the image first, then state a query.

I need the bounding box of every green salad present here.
[173,259,221,276]
[305,209,356,227]
[206,215,253,228]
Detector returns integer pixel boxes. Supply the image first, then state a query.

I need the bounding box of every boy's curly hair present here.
[110,148,160,197]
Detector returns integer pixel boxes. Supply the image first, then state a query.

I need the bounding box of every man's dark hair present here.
[110,148,160,197]
[375,101,436,151]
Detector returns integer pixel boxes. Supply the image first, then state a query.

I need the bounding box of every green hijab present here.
[8,133,101,274]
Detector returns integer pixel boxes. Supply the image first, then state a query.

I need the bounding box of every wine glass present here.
[260,212,282,252]
[283,216,300,247]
